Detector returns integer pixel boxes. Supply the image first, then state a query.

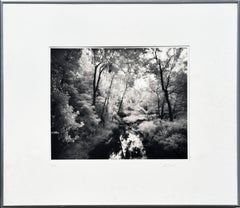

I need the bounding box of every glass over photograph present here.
[51,47,188,159]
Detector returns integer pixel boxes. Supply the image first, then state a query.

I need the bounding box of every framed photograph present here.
[1,0,239,206]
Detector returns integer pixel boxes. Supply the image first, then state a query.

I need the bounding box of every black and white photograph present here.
[51,47,188,159]
[3,2,239,205]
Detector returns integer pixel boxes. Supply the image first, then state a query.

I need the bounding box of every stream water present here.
[109,129,147,159]
[88,113,148,159]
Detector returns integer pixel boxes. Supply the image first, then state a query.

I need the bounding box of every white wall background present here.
[3,3,238,205]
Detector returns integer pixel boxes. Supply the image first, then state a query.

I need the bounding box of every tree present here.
[51,49,85,158]
[92,49,107,106]
[115,49,144,115]
[149,78,163,118]
[101,72,116,122]
[151,48,183,121]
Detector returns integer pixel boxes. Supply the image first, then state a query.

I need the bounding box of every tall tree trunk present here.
[92,65,98,105]
[101,74,115,122]
[92,63,104,105]
[164,90,173,121]
[156,92,161,118]
[160,98,165,119]
[118,83,128,115]
[155,51,174,122]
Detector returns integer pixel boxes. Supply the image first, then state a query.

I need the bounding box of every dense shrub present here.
[138,120,157,139]
[140,119,187,159]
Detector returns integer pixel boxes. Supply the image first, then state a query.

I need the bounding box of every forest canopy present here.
[51,47,188,159]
